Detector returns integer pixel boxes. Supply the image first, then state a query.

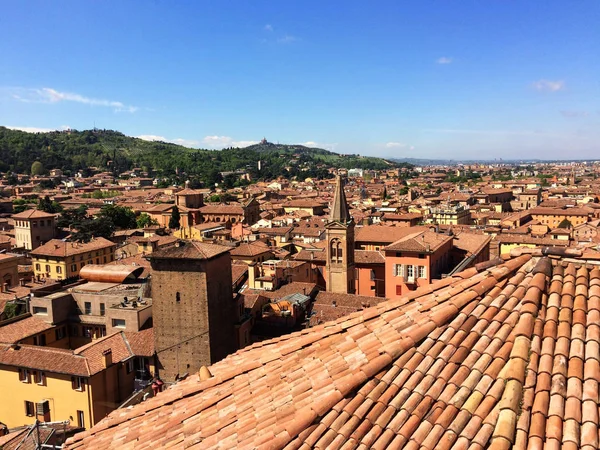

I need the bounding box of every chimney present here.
[102,349,112,368]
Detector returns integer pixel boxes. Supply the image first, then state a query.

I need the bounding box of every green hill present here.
[0,127,409,186]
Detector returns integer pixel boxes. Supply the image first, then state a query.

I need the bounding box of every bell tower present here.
[325,175,355,294]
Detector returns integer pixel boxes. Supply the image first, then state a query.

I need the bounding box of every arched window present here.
[330,239,342,264]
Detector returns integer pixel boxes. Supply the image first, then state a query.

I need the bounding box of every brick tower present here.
[325,175,355,294]
[149,241,236,381]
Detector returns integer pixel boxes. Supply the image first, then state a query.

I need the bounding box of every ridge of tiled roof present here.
[386,230,453,253]
[149,240,230,260]
[11,208,56,219]
[66,253,600,449]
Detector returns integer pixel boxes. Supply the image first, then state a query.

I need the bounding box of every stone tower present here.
[149,241,236,381]
[325,175,355,294]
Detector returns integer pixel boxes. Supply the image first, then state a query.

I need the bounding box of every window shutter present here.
[71,376,75,389]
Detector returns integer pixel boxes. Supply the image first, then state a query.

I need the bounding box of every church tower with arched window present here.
[325,175,355,294]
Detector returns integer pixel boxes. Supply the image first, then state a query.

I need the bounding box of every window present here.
[126,359,134,374]
[33,306,48,315]
[71,264,77,272]
[100,303,105,316]
[45,265,51,273]
[84,302,92,315]
[418,266,427,278]
[35,263,41,271]
[25,401,35,417]
[38,334,46,346]
[396,285,402,296]
[77,410,85,428]
[72,376,85,391]
[330,239,342,263]
[112,319,126,329]
[34,371,46,385]
[19,368,30,383]
[83,327,92,338]
[56,266,62,274]
[72,326,79,336]
[55,327,65,340]
[393,264,404,277]
[406,265,414,279]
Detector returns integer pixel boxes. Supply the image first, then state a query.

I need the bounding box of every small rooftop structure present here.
[79,264,145,284]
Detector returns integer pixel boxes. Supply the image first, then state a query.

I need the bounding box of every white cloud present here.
[532,79,565,92]
[436,57,453,64]
[264,24,273,32]
[138,134,258,149]
[385,142,407,149]
[560,110,589,118]
[202,136,258,149]
[6,125,71,133]
[137,135,202,147]
[299,141,338,151]
[11,87,139,112]
[277,34,298,44]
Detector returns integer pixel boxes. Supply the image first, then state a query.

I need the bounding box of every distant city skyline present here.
[1,1,598,160]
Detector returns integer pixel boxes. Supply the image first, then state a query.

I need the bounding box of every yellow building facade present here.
[31,238,116,281]
[0,331,155,429]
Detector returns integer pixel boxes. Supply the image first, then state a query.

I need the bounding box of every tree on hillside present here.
[169,206,181,229]
[31,161,44,176]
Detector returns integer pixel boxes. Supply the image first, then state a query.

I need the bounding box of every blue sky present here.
[1,1,598,160]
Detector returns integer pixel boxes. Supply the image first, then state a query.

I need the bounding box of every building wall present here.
[89,363,136,426]
[0,366,91,429]
[15,217,56,250]
[19,326,70,349]
[355,265,385,297]
[531,213,588,228]
[32,246,116,281]
[384,241,453,299]
[0,257,20,289]
[385,253,431,299]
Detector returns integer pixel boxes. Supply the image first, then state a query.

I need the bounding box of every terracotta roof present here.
[11,209,56,219]
[354,250,386,264]
[149,240,230,260]
[0,315,55,344]
[230,241,272,257]
[452,232,492,256]
[243,281,318,300]
[123,328,155,357]
[30,238,116,258]
[67,253,600,450]
[200,204,245,215]
[0,330,154,377]
[530,207,590,217]
[386,230,453,253]
[355,225,430,244]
